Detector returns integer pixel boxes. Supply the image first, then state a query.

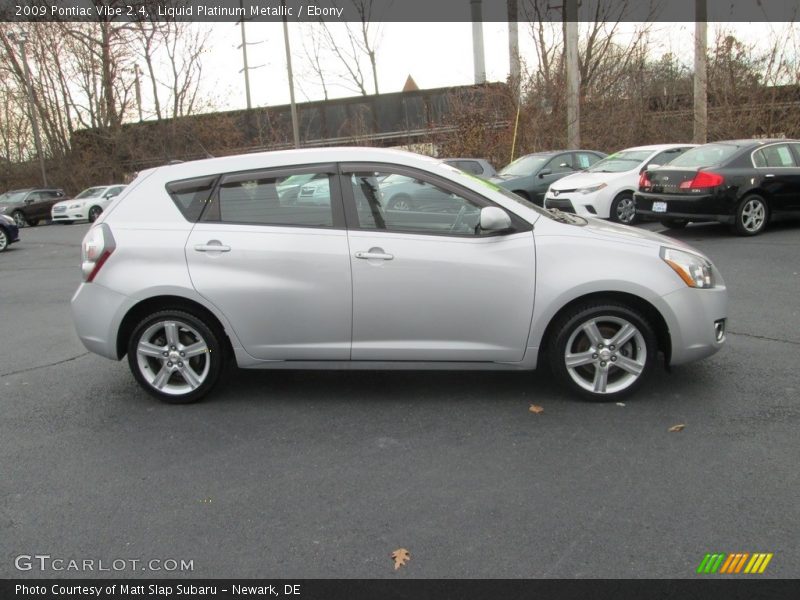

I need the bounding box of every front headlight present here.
[68,203,82,209]
[575,183,607,194]
[660,247,715,288]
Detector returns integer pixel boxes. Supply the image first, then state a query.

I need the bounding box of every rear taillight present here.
[81,223,115,282]
[638,171,651,189]
[679,171,724,191]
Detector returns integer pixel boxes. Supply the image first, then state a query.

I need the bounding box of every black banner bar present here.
[3,579,800,600]
[1,0,798,23]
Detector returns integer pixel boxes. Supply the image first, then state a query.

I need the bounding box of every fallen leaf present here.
[668,424,686,432]
[529,404,544,414]
[391,548,410,570]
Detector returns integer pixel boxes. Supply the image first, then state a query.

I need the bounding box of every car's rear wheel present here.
[548,303,657,401]
[610,192,636,224]
[660,219,688,230]
[127,309,223,404]
[734,195,768,236]
[88,206,103,222]
[0,229,8,251]
[387,194,415,211]
[12,211,25,228]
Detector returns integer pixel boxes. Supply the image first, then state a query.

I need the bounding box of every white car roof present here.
[613,143,698,153]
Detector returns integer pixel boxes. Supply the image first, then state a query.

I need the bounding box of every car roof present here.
[614,143,698,152]
[149,147,451,182]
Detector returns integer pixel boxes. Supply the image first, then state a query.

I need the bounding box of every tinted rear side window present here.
[669,144,741,168]
[166,176,217,221]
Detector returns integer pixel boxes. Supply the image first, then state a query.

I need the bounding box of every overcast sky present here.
[183,21,786,112]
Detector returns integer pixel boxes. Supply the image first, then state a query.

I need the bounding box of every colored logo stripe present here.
[697,553,773,574]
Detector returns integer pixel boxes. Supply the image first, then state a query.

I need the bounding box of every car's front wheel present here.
[734,195,768,236]
[610,192,637,224]
[0,229,8,251]
[127,309,224,404]
[548,303,657,400]
[12,211,26,228]
[88,206,103,222]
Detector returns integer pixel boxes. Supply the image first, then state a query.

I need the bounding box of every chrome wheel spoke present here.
[151,365,171,389]
[610,323,637,347]
[566,350,595,368]
[615,355,644,376]
[592,366,609,393]
[582,320,604,346]
[180,365,202,389]
[183,341,208,358]
[138,341,165,358]
[164,322,180,347]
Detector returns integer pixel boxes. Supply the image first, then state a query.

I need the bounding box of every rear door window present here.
[166,176,217,221]
[753,144,797,168]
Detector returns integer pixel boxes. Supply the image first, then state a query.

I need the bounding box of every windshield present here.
[587,150,653,173]
[668,143,741,168]
[75,187,106,199]
[499,155,550,177]
[0,191,27,204]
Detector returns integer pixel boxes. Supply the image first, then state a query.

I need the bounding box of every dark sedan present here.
[492,149,606,205]
[0,188,67,227]
[635,139,800,235]
[0,214,20,251]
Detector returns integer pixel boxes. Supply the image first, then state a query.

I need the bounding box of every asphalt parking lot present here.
[1,220,798,579]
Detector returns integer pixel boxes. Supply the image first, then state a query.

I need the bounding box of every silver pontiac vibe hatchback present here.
[71,148,727,404]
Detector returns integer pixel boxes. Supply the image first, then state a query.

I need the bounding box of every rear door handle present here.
[194,242,231,252]
[355,250,393,260]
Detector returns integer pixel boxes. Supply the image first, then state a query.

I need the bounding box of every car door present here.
[753,143,800,211]
[341,163,536,363]
[184,165,353,361]
[24,191,48,220]
[532,153,575,204]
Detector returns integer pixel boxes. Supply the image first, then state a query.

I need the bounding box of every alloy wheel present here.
[12,211,25,228]
[741,198,766,233]
[89,206,102,222]
[563,316,647,395]
[615,197,636,224]
[135,319,211,396]
[0,230,7,251]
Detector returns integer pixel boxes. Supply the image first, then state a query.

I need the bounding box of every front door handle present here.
[765,173,775,178]
[355,249,393,260]
[194,241,231,252]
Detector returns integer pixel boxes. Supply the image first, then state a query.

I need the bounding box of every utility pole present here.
[10,31,47,187]
[470,0,486,84]
[508,0,520,98]
[238,1,253,110]
[564,0,580,149]
[693,0,708,143]
[133,64,143,122]
[282,0,300,148]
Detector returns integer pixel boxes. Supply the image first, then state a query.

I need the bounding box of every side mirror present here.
[480,206,512,232]
[538,169,552,178]
[24,198,35,204]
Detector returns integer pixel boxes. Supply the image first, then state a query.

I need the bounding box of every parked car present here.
[442,158,497,179]
[51,184,127,224]
[544,144,696,224]
[0,188,67,227]
[0,214,20,252]
[71,147,727,404]
[636,139,800,235]
[493,150,606,205]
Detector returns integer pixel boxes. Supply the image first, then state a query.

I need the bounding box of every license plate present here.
[652,201,667,213]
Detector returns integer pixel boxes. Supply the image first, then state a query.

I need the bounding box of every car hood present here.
[576,216,701,253]
[53,199,77,208]
[550,170,631,190]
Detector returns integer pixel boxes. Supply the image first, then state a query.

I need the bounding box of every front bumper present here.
[71,282,129,360]
[52,208,86,221]
[1,223,20,244]
[658,282,728,365]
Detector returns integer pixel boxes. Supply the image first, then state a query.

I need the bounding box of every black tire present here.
[733,195,768,236]
[12,211,26,228]
[609,192,637,224]
[127,309,224,404]
[660,219,688,230]
[0,228,8,252]
[88,206,103,222]
[548,302,657,401]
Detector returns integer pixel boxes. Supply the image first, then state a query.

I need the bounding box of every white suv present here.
[51,184,127,224]
[545,144,696,224]
[71,148,727,404]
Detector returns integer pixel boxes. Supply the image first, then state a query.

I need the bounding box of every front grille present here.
[53,206,66,213]
[547,198,576,213]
